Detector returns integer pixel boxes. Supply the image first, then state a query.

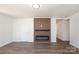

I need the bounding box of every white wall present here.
[13,18,56,42]
[69,12,79,48]
[13,18,34,42]
[57,19,69,41]
[51,18,56,42]
[0,14,13,47]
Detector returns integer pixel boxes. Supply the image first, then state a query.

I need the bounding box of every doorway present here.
[56,19,70,46]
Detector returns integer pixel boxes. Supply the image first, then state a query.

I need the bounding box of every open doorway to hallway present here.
[56,19,70,47]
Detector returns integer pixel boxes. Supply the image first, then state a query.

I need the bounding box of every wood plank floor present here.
[0,41,78,54]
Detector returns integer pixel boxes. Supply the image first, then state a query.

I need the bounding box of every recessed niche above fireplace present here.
[34,18,51,43]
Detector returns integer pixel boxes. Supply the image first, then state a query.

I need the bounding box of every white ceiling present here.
[0,4,79,18]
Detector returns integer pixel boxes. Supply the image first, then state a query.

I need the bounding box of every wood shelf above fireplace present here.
[34,29,50,31]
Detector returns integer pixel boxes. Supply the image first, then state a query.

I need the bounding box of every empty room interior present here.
[0,4,79,54]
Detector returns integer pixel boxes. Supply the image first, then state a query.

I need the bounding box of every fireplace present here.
[34,18,50,43]
[35,36,49,41]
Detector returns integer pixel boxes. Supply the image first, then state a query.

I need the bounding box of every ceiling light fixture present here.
[32,4,40,9]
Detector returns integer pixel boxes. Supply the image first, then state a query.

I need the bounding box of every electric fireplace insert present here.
[35,35,49,41]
